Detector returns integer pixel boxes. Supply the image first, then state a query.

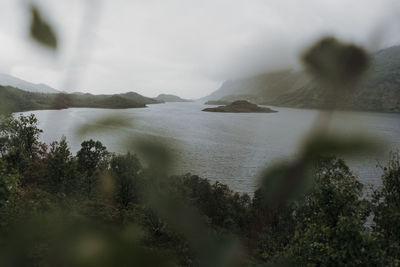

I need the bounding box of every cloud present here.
[0,0,399,98]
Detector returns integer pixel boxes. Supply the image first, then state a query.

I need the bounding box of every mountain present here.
[0,86,161,113]
[0,73,60,94]
[205,45,400,113]
[155,94,191,102]
[205,70,312,104]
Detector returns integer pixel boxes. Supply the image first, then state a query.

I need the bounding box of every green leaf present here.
[29,5,58,50]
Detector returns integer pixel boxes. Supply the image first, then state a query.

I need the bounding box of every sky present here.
[0,0,400,99]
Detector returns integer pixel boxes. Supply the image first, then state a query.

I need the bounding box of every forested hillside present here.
[0,85,161,113]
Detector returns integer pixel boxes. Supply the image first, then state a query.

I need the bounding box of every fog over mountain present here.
[0,73,59,94]
[0,0,400,98]
[204,45,400,113]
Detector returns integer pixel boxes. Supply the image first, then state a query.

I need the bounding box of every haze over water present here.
[21,102,400,193]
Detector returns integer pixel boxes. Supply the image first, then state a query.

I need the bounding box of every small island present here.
[202,100,277,113]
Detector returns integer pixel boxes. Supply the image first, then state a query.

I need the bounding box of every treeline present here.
[0,114,399,266]
[0,85,161,113]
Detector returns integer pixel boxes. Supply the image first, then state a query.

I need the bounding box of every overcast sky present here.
[0,0,400,98]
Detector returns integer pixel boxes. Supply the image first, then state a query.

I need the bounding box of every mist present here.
[0,0,400,98]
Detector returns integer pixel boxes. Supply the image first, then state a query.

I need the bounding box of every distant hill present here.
[155,94,191,102]
[0,73,60,94]
[0,86,162,113]
[205,45,400,113]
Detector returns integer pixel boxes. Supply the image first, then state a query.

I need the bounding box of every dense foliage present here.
[0,114,399,266]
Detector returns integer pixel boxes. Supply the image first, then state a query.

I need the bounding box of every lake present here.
[20,102,400,193]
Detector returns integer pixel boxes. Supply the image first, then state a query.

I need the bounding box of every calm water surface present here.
[20,102,400,193]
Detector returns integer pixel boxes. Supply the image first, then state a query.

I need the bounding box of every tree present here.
[0,158,19,207]
[1,114,45,185]
[181,174,251,233]
[283,157,373,265]
[110,153,142,208]
[0,115,13,157]
[251,191,295,262]
[372,151,400,263]
[8,114,43,159]
[77,140,109,198]
[43,136,78,195]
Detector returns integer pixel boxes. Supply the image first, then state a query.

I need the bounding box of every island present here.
[202,100,277,113]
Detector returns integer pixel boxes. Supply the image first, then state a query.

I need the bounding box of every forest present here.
[0,113,399,266]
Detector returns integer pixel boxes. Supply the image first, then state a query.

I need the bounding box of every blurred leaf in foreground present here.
[0,210,172,267]
[302,37,369,87]
[256,132,379,205]
[250,131,380,249]
[52,93,73,109]
[129,139,244,266]
[301,132,380,161]
[147,189,244,267]
[127,137,174,175]
[77,115,133,137]
[29,4,58,50]
[256,162,311,207]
